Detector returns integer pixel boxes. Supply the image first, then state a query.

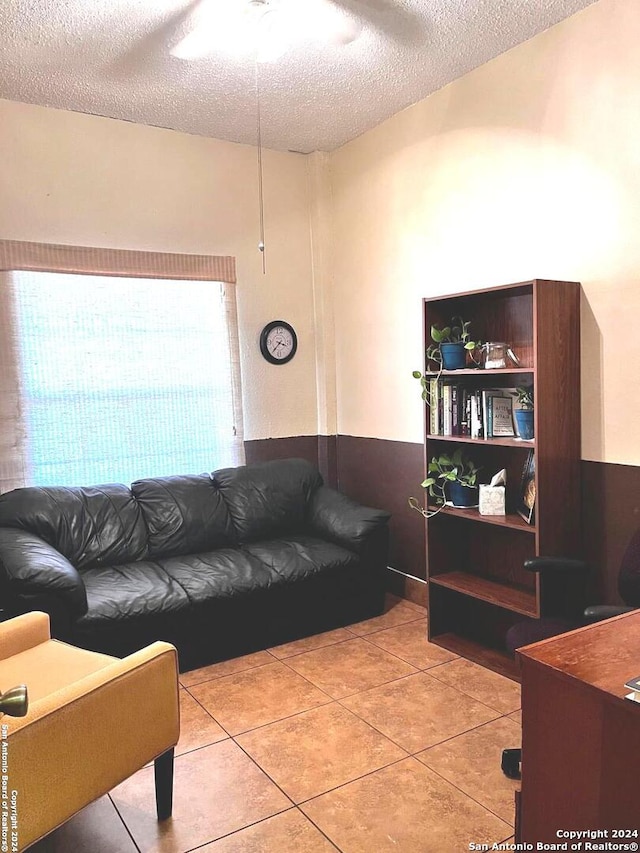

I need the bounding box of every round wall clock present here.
[259,320,298,365]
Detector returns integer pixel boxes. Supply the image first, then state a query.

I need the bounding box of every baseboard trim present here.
[385,567,427,608]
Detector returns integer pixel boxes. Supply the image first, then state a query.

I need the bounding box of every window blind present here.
[0,271,244,489]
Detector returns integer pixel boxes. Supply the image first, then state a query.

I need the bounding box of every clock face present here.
[260,321,297,365]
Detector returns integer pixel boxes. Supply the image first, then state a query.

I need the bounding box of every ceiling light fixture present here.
[172,0,358,63]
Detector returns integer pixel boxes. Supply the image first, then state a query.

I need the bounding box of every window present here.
[1,270,244,488]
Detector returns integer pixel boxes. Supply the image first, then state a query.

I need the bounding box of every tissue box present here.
[479,484,506,515]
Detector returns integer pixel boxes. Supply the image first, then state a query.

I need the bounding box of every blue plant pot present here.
[515,409,535,440]
[440,342,467,370]
[446,482,479,508]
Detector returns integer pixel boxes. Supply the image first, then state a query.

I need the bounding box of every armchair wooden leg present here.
[154,748,175,820]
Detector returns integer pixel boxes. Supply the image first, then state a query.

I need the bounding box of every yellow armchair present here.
[0,612,180,852]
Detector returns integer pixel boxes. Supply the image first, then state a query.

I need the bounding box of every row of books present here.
[427,380,524,439]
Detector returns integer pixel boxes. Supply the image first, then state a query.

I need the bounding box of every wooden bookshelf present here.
[422,280,582,671]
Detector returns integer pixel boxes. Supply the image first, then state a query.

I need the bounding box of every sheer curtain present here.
[0,270,244,490]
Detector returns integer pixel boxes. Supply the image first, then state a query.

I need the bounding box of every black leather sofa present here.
[0,458,390,670]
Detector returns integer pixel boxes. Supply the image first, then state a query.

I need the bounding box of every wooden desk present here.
[518,610,640,840]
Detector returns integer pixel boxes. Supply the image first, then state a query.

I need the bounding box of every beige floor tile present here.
[417,717,522,823]
[342,671,501,752]
[236,703,406,803]
[29,796,137,853]
[199,809,339,852]
[177,688,228,754]
[348,598,426,636]
[429,658,521,714]
[285,637,417,698]
[179,651,274,687]
[189,661,331,735]
[301,757,512,853]
[269,627,355,659]
[508,709,522,725]
[111,740,291,853]
[365,618,459,669]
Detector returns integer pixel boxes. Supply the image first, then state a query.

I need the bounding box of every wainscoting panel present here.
[244,435,337,487]
[335,436,426,581]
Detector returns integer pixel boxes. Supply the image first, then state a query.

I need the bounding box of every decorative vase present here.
[515,409,534,440]
[446,482,479,508]
[440,342,467,370]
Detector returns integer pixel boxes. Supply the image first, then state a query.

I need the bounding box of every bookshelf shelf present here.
[430,505,537,532]
[428,434,536,448]
[422,279,582,671]
[424,367,534,377]
[430,571,538,617]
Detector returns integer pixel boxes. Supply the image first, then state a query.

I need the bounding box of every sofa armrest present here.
[523,556,589,574]
[307,486,391,555]
[0,528,88,618]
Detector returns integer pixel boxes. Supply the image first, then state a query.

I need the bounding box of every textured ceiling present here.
[0,0,598,153]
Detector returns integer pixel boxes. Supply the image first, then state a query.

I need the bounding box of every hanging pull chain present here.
[255,61,266,274]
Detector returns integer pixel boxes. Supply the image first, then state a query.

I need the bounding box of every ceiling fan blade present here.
[325,0,427,47]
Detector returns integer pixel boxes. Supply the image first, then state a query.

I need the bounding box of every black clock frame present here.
[259,320,298,365]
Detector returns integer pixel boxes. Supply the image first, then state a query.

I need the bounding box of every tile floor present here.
[32,596,521,853]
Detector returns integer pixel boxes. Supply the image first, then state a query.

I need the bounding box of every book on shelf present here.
[426,381,524,440]
[481,388,519,439]
[429,378,439,435]
[471,391,483,439]
[451,385,459,435]
[490,395,516,437]
[517,450,536,524]
[443,384,452,436]
[625,675,640,703]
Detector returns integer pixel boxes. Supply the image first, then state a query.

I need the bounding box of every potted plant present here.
[408,449,481,517]
[515,385,534,440]
[426,316,480,371]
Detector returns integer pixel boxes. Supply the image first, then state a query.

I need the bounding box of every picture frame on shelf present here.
[517,450,536,524]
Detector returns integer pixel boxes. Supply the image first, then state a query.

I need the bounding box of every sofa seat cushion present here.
[77,536,360,630]
[77,550,276,630]
[242,535,359,584]
[77,561,192,627]
[159,549,276,600]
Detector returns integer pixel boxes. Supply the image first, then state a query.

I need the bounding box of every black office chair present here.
[501,526,640,779]
[506,526,640,655]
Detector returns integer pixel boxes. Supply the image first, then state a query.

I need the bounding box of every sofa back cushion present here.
[0,484,148,570]
[213,458,323,543]
[131,474,236,558]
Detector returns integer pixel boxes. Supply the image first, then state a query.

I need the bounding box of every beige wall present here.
[0,98,318,442]
[328,0,640,466]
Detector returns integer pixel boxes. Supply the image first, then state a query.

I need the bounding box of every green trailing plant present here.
[412,318,480,408]
[408,449,481,518]
[516,385,534,410]
[412,370,431,403]
[426,316,480,367]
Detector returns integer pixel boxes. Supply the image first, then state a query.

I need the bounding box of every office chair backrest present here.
[619,526,640,607]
